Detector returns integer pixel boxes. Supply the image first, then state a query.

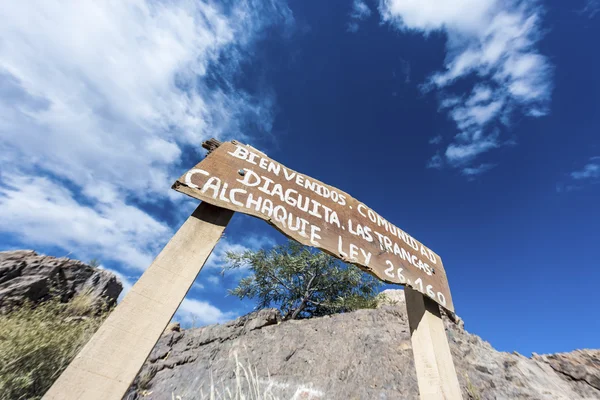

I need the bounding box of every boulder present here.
[0,250,122,312]
[126,291,600,400]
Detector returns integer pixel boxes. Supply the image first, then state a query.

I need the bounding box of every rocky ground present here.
[0,250,122,312]
[126,290,600,400]
[2,250,598,400]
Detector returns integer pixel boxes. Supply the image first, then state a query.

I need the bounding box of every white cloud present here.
[429,135,443,145]
[445,135,498,164]
[0,0,292,270]
[570,157,600,180]
[379,0,552,174]
[580,0,600,18]
[348,0,373,32]
[427,153,444,169]
[461,163,495,177]
[0,173,170,271]
[205,235,276,271]
[176,298,238,327]
[206,275,221,285]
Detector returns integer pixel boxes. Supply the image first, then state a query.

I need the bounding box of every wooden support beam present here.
[43,202,234,400]
[405,287,463,400]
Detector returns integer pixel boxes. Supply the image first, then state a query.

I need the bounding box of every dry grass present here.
[0,290,109,400]
[170,354,279,400]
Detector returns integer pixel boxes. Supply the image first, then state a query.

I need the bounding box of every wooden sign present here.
[173,140,454,312]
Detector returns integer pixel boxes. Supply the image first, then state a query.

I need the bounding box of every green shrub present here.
[0,291,109,400]
[224,239,382,320]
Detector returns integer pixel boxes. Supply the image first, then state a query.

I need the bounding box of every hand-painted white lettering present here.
[308,199,322,218]
[329,211,341,228]
[382,235,393,253]
[349,243,359,261]
[427,249,437,264]
[283,167,296,181]
[359,248,372,266]
[218,183,230,203]
[273,205,287,228]
[310,225,321,246]
[267,161,281,176]
[288,214,302,231]
[321,204,332,221]
[261,199,274,217]
[245,193,262,211]
[201,177,221,199]
[258,176,274,195]
[298,218,309,237]
[237,169,261,187]
[284,188,298,207]
[229,188,246,206]
[437,292,447,306]
[384,260,395,278]
[227,145,249,160]
[270,183,285,202]
[338,236,348,258]
[184,169,209,189]
[247,152,260,165]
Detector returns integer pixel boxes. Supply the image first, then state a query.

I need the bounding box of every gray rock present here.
[126,290,600,400]
[0,250,122,312]
[533,350,600,391]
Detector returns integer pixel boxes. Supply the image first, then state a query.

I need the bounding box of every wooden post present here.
[405,287,463,400]
[43,202,234,400]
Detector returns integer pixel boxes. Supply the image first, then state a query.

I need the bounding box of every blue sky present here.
[0,0,598,356]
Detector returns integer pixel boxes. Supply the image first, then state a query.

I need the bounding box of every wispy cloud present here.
[0,0,292,326]
[429,135,443,145]
[557,157,600,192]
[0,174,170,271]
[205,235,276,271]
[570,157,600,181]
[379,0,553,175]
[461,163,496,177]
[176,298,238,327]
[348,0,373,32]
[0,0,292,271]
[580,0,600,18]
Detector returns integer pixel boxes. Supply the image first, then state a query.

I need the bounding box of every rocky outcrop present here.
[533,350,600,392]
[127,290,600,400]
[0,250,122,312]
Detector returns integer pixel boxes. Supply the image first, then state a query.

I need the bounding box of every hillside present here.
[1,250,598,400]
[127,290,600,400]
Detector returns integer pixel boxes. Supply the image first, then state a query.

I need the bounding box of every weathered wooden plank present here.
[405,287,463,400]
[43,202,233,400]
[173,140,455,312]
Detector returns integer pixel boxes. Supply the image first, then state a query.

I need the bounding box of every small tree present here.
[224,240,381,320]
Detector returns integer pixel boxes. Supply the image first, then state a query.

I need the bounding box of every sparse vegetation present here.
[171,354,279,400]
[0,291,110,400]
[224,240,381,320]
[465,373,482,400]
[88,258,101,268]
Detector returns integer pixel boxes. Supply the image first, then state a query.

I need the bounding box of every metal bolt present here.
[431,267,436,274]
[238,169,246,176]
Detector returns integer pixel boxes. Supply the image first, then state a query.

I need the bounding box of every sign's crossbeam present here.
[175,139,455,313]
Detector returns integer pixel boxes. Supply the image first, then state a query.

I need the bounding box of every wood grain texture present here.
[43,202,233,400]
[405,287,463,400]
[173,140,455,312]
